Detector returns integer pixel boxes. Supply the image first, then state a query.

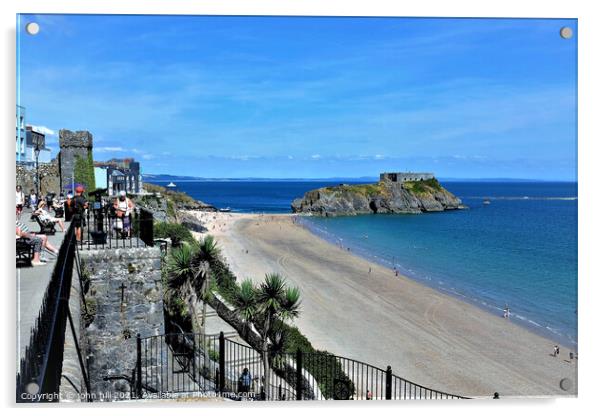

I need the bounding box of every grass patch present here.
[323,182,387,198]
[403,178,442,194]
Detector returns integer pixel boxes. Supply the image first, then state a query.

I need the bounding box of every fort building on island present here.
[380,172,435,183]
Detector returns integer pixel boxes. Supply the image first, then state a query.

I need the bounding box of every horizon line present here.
[143,174,577,183]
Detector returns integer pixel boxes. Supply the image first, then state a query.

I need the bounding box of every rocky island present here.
[291,172,464,216]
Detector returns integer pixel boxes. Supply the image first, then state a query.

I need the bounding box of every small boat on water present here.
[483,198,491,205]
[167,182,177,188]
[219,207,232,212]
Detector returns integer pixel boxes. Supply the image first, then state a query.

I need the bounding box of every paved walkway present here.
[16,211,68,363]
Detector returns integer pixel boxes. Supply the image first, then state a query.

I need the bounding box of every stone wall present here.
[81,247,163,401]
[16,161,61,196]
[59,129,93,191]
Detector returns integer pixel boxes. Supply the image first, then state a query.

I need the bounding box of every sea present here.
[149,180,578,347]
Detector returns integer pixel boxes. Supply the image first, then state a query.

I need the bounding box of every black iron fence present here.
[16,224,90,402]
[78,204,154,250]
[135,331,467,401]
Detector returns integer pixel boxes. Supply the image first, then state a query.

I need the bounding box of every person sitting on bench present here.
[16,221,59,265]
[51,195,65,218]
[34,200,65,232]
[16,236,35,267]
[15,233,43,266]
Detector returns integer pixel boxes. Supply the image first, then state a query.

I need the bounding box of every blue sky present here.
[18,15,577,180]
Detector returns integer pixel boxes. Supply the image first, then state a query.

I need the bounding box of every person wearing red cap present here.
[73,185,88,241]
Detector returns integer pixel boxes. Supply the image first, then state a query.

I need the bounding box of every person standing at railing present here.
[64,192,77,222]
[73,186,88,242]
[238,367,252,394]
[113,190,135,238]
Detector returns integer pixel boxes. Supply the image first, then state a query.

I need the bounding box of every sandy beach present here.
[186,210,577,398]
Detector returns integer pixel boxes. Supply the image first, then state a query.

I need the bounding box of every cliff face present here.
[291,178,464,216]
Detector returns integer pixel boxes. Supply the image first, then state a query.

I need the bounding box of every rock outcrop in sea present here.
[291,178,464,216]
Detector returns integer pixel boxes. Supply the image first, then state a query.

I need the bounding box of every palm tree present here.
[197,235,221,336]
[166,243,208,333]
[233,279,257,322]
[255,273,301,399]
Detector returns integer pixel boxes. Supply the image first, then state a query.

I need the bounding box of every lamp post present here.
[34,138,41,197]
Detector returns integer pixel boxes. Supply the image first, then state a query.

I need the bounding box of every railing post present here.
[296,349,303,400]
[136,334,142,399]
[385,365,392,400]
[218,331,225,393]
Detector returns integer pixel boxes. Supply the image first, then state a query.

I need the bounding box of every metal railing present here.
[135,331,468,401]
[78,205,154,250]
[16,224,91,402]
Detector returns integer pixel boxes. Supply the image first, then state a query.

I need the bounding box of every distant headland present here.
[291,172,465,216]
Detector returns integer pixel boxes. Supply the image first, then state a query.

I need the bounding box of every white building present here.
[16,105,27,163]
[16,106,53,166]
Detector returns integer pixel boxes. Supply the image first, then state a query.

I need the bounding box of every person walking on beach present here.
[553,345,559,357]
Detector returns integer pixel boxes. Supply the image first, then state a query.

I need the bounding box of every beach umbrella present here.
[63,182,84,191]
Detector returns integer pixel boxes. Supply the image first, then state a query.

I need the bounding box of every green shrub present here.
[208,348,219,362]
[404,178,442,194]
[154,221,196,245]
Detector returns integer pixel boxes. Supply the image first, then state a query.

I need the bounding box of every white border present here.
[2,1,600,415]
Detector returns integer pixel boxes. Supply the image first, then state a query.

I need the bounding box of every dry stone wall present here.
[81,247,164,401]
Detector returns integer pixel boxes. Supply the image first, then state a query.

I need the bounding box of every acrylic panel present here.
[15,14,577,402]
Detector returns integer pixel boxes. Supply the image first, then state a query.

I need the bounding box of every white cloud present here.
[224,155,251,161]
[311,154,321,160]
[96,146,126,152]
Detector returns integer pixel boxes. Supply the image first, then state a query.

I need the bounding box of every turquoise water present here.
[150,180,578,346]
[303,182,578,347]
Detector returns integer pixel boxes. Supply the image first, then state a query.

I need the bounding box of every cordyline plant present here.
[232,273,301,399]
[165,236,219,335]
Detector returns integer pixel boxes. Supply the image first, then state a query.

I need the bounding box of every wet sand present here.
[186,211,577,398]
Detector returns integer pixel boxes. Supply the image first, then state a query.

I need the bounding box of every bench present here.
[16,237,34,268]
[32,213,56,235]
